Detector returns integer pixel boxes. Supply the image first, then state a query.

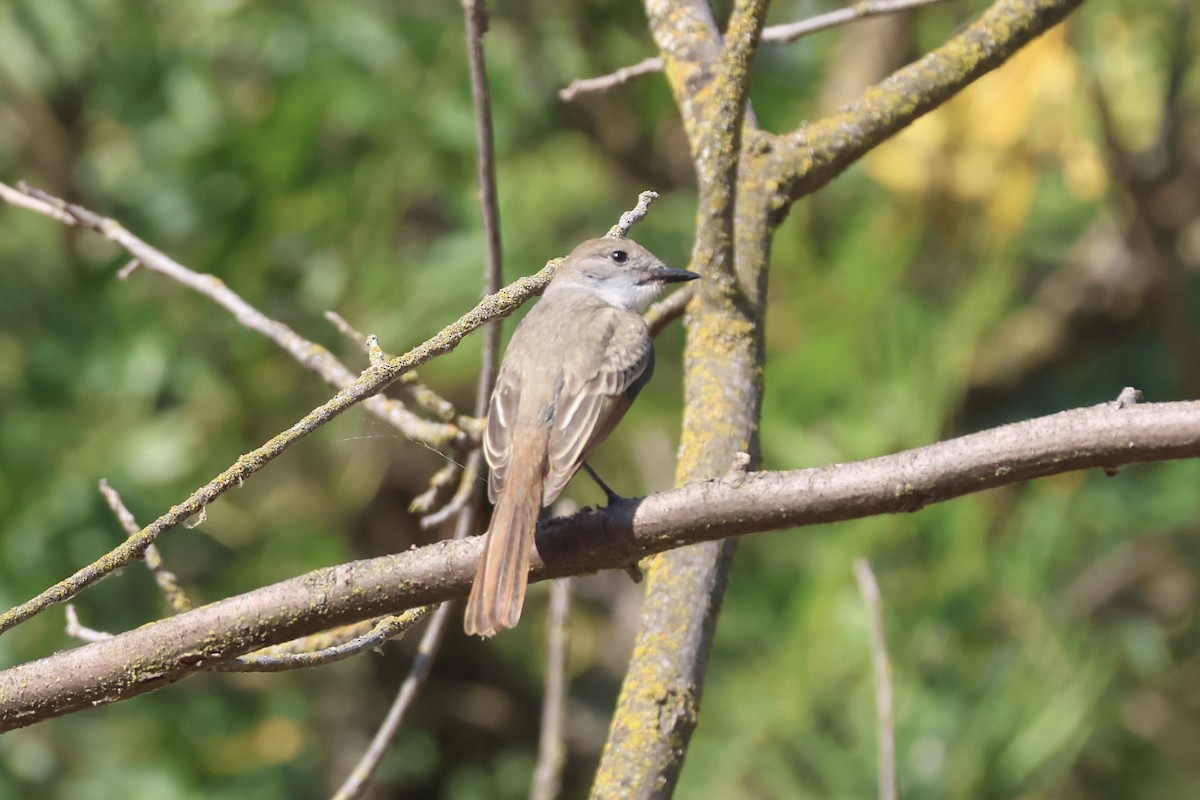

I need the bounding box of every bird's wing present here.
[543,308,653,503]
[483,369,519,504]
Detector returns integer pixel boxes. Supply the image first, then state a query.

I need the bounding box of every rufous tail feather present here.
[464,438,544,636]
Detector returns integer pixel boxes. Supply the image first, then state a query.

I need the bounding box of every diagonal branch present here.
[0,181,472,448]
[0,239,561,637]
[2,399,1198,730]
[776,0,1086,204]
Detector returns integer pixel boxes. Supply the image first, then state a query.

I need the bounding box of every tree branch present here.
[776,0,1086,205]
[0,239,561,637]
[854,558,898,800]
[2,399,1196,731]
[595,1,770,794]
[559,0,951,102]
[0,180,470,449]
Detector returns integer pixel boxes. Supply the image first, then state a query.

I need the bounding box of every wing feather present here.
[483,372,518,504]
[543,309,653,502]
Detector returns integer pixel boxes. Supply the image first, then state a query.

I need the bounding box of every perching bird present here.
[464,237,698,636]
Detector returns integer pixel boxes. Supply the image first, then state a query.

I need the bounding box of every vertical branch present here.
[463,0,505,327]
[853,559,898,800]
[594,1,771,797]
[530,578,572,800]
[330,4,504,796]
[330,602,456,800]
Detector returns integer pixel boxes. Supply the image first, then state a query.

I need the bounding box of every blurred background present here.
[1,0,1198,797]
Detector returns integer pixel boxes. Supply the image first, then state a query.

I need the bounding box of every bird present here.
[463,237,699,636]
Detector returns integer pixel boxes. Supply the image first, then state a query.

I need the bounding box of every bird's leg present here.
[580,462,643,583]
[581,462,624,504]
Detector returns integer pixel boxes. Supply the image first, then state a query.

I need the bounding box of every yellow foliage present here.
[864,26,1108,240]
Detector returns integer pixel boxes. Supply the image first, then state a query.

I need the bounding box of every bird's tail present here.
[464,436,545,637]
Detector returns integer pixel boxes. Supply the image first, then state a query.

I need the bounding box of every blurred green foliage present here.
[1,0,1199,798]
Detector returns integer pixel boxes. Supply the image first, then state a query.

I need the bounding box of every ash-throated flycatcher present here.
[464,237,699,637]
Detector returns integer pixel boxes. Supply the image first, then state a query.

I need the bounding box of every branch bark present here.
[593,1,770,795]
[776,0,1087,206]
[2,399,1194,731]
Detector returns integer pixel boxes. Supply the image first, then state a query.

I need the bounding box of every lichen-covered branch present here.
[775,0,1086,205]
[596,2,770,795]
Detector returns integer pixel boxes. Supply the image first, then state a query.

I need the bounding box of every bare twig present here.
[854,558,898,800]
[0,181,74,222]
[324,310,468,426]
[409,458,467,515]
[560,56,665,102]
[531,577,572,800]
[607,190,660,238]
[419,459,484,528]
[464,0,504,306]
[764,0,948,44]
[64,605,431,673]
[98,480,193,614]
[644,283,695,337]
[3,181,467,450]
[559,0,949,101]
[330,602,456,799]
[4,400,1200,729]
[224,608,431,673]
[64,605,110,643]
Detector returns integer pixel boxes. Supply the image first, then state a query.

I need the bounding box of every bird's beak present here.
[645,265,701,285]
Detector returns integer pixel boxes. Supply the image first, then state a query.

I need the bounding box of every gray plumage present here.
[464,237,698,637]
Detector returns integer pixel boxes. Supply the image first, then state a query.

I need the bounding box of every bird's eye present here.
[610,250,628,263]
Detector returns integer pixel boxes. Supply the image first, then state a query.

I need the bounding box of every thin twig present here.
[464,0,504,309]
[331,459,489,798]
[531,576,572,800]
[644,283,695,337]
[324,310,469,427]
[98,480,193,613]
[559,56,664,102]
[0,181,74,222]
[224,608,431,672]
[64,604,431,673]
[419,458,483,528]
[330,601,456,799]
[763,0,949,44]
[409,457,467,515]
[5,181,468,450]
[64,605,110,643]
[607,190,660,238]
[559,0,950,101]
[853,558,897,800]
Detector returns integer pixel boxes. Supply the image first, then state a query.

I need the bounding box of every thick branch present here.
[599,1,770,794]
[4,400,1194,728]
